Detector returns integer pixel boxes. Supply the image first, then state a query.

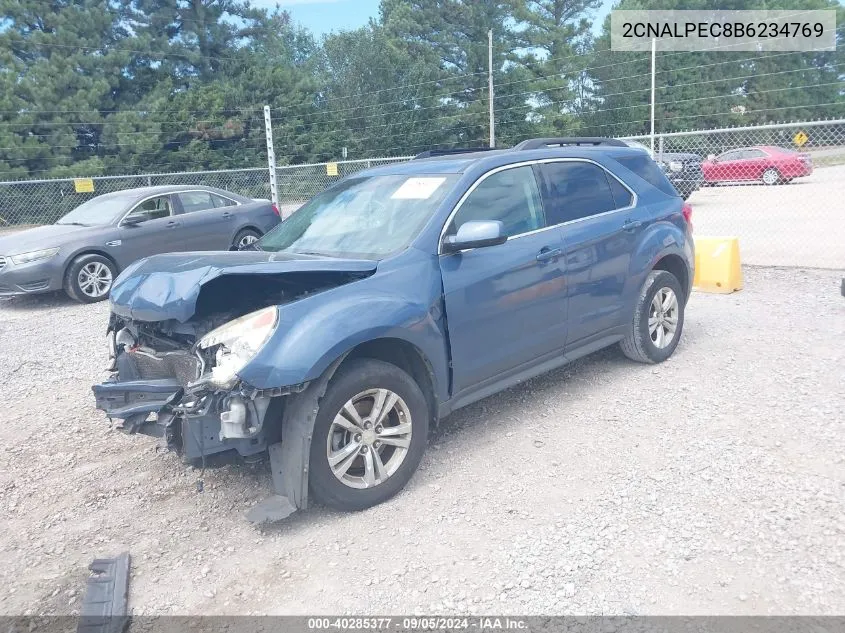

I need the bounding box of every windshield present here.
[57,193,137,226]
[258,173,458,259]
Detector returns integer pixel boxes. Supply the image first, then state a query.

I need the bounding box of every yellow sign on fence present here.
[793,131,808,147]
[74,178,95,193]
[326,162,339,176]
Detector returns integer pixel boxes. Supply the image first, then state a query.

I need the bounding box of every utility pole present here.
[488,29,495,148]
[650,38,656,154]
[263,105,280,213]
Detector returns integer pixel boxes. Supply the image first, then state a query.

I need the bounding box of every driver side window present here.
[448,166,545,238]
[125,196,172,222]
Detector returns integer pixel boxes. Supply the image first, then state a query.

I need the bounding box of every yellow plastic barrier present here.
[693,236,743,293]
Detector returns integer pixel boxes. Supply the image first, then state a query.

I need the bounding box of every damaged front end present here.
[91,251,379,520]
[93,306,304,462]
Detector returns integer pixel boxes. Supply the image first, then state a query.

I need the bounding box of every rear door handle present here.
[536,247,562,262]
[166,220,179,228]
[623,219,643,232]
[222,212,233,219]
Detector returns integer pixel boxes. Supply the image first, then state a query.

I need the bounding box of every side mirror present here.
[121,212,150,226]
[707,154,716,161]
[442,220,507,254]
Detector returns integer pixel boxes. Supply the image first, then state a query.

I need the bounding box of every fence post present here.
[263,105,280,213]
[488,29,495,148]
[650,38,656,154]
[658,135,664,160]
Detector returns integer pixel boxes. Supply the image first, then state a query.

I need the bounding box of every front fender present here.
[238,259,449,401]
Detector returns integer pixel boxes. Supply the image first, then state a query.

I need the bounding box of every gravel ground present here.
[0,266,843,616]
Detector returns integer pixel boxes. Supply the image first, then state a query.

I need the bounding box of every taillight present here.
[682,202,693,232]
[271,203,280,216]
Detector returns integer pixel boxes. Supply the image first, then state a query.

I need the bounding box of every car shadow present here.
[255,345,630,535]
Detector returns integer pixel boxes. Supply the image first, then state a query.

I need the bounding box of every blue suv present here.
[93,137,694,519]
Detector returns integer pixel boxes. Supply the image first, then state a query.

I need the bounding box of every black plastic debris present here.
[77,552,130,633]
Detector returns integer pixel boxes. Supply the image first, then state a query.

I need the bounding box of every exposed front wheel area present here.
[620,270,685,363]
[309,359,429,511]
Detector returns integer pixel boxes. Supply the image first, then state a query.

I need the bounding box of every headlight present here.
[11,248,59,265]
[668,161,684,173]
[198,306,278,387]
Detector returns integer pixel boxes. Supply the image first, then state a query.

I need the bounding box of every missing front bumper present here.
[92,378,183,421]
[92,376,271,460]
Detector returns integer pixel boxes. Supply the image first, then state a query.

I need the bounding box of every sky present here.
[256,0,616,40]
[256,0,382,38]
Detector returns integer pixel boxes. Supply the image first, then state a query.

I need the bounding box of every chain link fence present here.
[274,157,412,211]
[1,122,842,267]
[0,157,411,229]
[624,119,845,269]
[0,168,270,229]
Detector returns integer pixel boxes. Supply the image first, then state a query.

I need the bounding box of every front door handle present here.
[536,247,562,262]
[166,220,179,228]
[222,212,233,219]
[623,219,643,232]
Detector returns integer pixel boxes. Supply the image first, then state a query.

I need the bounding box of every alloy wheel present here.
[77,261,113,298]
[648,287,679,349]
[238,234,259,248]
[326,388,413,489]
[762,169,779,185]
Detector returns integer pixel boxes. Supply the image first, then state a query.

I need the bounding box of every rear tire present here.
[233,228,261,250]
[308,358,429,511]
[761,167,781,185]
[620,270,685,364]
[64,254,117,303]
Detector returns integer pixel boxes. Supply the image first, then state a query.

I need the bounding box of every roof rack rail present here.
[514,137,628,150]
[413,147,499,160]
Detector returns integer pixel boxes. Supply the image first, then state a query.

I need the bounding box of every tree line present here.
[1,0,842,179]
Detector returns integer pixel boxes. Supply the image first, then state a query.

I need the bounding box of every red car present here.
[702,145,813,185]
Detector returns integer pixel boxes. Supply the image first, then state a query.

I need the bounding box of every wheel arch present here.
[234,224,263,238]
[339,337,440,428]
[63,248,121,280]
[652,252,690,301]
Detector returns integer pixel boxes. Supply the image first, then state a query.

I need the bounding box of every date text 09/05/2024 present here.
[307,617,529,630]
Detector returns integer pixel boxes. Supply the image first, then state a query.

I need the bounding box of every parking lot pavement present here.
[1,266,843,616]
[689,164,845,269]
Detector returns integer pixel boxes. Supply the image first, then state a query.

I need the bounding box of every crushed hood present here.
[110,250,378,323]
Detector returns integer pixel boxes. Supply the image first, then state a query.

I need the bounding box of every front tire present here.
[620,270,685,364]
[64,254,117,303]
[309,358,429,511]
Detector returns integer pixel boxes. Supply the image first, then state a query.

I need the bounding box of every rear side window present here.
[540,162,619,224]
[449,165,545,238]
[211,194,237,208]
[615,154,678,197]
[177,191,215,214]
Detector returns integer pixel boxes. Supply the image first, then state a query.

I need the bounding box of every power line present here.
[579,102,845,134]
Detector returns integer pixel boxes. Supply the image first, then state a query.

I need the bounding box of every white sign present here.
[391,177,447,200]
